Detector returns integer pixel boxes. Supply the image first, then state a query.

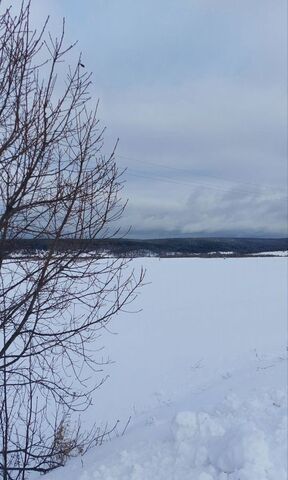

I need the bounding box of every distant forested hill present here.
[1,237,287,258]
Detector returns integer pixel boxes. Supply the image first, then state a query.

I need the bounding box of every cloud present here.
[121,185,287,238]
[1,0,286,237]
[107,76,285,188]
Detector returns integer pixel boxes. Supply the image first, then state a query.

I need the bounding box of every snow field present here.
[37,257,287,480]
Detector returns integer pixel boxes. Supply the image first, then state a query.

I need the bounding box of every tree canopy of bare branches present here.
[0,2,143,478]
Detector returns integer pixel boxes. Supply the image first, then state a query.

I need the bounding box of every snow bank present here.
[172,388,286,480]
[41,357,287,480]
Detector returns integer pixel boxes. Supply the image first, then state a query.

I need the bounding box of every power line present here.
[124,170,286,196]
[117,154,286,194]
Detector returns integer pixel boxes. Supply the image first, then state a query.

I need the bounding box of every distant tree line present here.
[1,237,287,259]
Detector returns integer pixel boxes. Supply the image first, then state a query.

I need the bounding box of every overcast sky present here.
[10,1,288,237]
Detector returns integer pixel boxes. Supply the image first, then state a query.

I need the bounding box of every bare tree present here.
[0,1,143,478]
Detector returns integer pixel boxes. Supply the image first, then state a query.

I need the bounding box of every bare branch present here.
[0,2,143,478]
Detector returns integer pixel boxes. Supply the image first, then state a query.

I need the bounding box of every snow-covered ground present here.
[38,257,287,480]
[250,251,288,257]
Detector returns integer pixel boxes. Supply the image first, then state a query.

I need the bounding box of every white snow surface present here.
[37,258,287,480]
[250,251,288,257]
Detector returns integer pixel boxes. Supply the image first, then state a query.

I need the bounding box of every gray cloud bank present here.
[121,185,287,238]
